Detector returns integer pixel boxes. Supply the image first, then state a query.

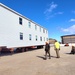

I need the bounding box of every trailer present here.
[0,3,48,53]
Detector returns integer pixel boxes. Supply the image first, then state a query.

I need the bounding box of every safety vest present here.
[55,42,60,49]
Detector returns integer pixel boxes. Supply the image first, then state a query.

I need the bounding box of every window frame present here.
[35,35,38,41]
[20,32,23,40]
[40,36,42,41]
[19,17,22,25]
[28,21,31,28]
[29,34,32,40]
[35,25,37,30]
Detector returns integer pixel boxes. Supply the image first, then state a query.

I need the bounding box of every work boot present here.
[44,58,47,60]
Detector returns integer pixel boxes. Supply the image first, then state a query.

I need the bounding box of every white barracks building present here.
[0,3,48,49]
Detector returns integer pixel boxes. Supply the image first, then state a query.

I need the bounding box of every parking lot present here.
[0,46,75,75]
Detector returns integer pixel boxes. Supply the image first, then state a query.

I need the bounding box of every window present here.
[35,25,37,30]
[28,21,31,28]
[35,35,37,41]
[40,27,41,32]
[44,37,45,41]
[47,38,48,41]
[40,36,42,41]
[20,32,23,40]
[19,17,22,25]
[29,34,32,40]
[43,29,45,33]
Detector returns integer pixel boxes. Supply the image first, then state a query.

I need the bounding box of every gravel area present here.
[0,46,75,75]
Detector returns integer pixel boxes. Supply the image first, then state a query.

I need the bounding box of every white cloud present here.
[44,2,57,14]
[44,2,63,19]
[61,25,75,34]
[46,12,63,19]
[69,19,75,22]
[53,12,63,15]
[57,12,63,14]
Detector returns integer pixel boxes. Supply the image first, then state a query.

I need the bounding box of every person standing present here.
[54,40,60,58]
[70,46,75,54]
[45,42,51,60]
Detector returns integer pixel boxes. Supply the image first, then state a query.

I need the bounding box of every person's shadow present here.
[37,56,45,60]
[37,55,56,60]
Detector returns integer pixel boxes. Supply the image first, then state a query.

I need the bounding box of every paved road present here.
[0,46,75,75]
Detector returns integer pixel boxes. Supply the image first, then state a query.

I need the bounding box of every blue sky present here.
[0,0,75,41]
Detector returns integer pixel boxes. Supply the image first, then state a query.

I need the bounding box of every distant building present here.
[61,34,75,44]
[49,38,56,44]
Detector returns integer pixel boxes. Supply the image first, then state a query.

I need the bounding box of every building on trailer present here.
[61,34,75,44]
[0,3,48,52]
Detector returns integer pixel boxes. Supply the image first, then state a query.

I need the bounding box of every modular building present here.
[61,34,75,44]
[0,3,48,51]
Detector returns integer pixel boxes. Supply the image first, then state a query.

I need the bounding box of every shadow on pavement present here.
[0,53,13,57]
[66,53,75,55]
[37,56,46,60]
[37,55,56,60]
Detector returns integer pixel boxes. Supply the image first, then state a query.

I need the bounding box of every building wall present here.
[0,3,48,48]
[49,39,56,44]
[61,35,75,44]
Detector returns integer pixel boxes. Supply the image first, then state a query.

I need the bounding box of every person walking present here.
[45,42,51,60]
[54,40,60,58]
